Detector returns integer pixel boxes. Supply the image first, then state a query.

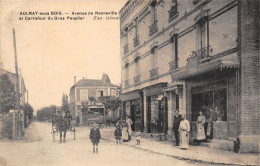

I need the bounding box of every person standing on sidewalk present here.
[178,115,190,149]
[207,107,217,139]
[173,110,182,146]
[90,123,101,154]
[196,111,206,142]
[114,125,122,145]
[122,122,129,142]
[126,116,133,140]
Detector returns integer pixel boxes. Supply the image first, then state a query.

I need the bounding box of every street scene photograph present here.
[0,0,259,166]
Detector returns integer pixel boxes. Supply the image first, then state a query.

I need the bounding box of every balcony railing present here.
[134,75,141,84]
[149,20,158,36]
[193,46,210,61]
[169,60,178,71]
[150,68,159,79]
[124,44,129,54]
[133,36,140,47]
[124,80,129,87]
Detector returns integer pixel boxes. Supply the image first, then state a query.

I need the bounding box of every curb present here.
[101,138,258,166]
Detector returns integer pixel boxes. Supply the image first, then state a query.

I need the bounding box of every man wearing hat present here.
[173,109,182,146]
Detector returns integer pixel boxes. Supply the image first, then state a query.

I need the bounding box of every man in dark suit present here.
[173,110,182,146]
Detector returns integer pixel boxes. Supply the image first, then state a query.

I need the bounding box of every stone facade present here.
[120,0,259,152]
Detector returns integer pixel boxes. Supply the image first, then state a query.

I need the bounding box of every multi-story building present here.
[69,74,118,125]
[120,0,259,152]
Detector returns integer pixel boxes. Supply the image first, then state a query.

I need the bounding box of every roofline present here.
[119,0,131,14]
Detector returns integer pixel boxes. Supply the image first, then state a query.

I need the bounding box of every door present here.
[227,78,237,138]
[130,103,135,131]
[147,97,151,133]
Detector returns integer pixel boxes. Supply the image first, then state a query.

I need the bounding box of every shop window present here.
[149,95,166,134]
[191,88,227,121]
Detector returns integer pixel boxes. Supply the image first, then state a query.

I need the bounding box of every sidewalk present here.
[0,122,40,142]
[21,122,41,142]
[100,128,259,166]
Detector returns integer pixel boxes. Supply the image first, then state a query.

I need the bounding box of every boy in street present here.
[114,125,122,145]
[90,122,101,154]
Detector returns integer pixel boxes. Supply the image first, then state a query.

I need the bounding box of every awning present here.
[88,105,104,109]
[163,83,183,92]
[172,53,240,81]
[120,90,142,101]
[143,83,167,96]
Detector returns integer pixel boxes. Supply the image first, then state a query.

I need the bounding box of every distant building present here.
[120,0,259,152]
[69,74,118,125]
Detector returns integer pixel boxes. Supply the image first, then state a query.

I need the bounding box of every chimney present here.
[74,76,76,84]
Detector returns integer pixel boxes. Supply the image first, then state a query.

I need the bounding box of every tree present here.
[21,103,34,119]
[61,93,69,112]
[36,105,57,122]
[0,74,16,114]
[21,103,34,127]
[98,96,121,115]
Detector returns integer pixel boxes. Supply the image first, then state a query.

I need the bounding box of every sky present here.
[0,0,128,111]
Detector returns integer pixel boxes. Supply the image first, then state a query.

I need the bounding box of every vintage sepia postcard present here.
[0,0,259,166]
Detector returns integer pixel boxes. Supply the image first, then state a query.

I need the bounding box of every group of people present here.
[114,116,141,145]
[89,107,218,153]
[173,106,219,150]
[196,106,218,143]
[89,116,140,154]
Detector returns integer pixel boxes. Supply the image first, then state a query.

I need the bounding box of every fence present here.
[0,112,23,140]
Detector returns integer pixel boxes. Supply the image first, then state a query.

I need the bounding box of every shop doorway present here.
[130,104,135,131]
[192,88,227,121]
[147,95,168,134]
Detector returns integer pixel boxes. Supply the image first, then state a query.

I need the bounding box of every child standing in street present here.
[114,125,122,145]
[89,122,101,154]
[135,129,141,145]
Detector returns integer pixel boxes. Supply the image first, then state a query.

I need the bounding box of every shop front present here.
[121,90,144,132]
[143,83,168,137]
[171,53,240,143]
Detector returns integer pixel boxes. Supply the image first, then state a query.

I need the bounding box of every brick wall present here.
[239,0,260,152]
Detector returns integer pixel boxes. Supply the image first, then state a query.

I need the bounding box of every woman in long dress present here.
[121,122,129,142]
[196,111,206,141]
[125,116,133,140]
[178,115,190,149]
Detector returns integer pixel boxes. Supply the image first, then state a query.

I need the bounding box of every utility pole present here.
[13,28,22,138]
[13,28,21,115]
